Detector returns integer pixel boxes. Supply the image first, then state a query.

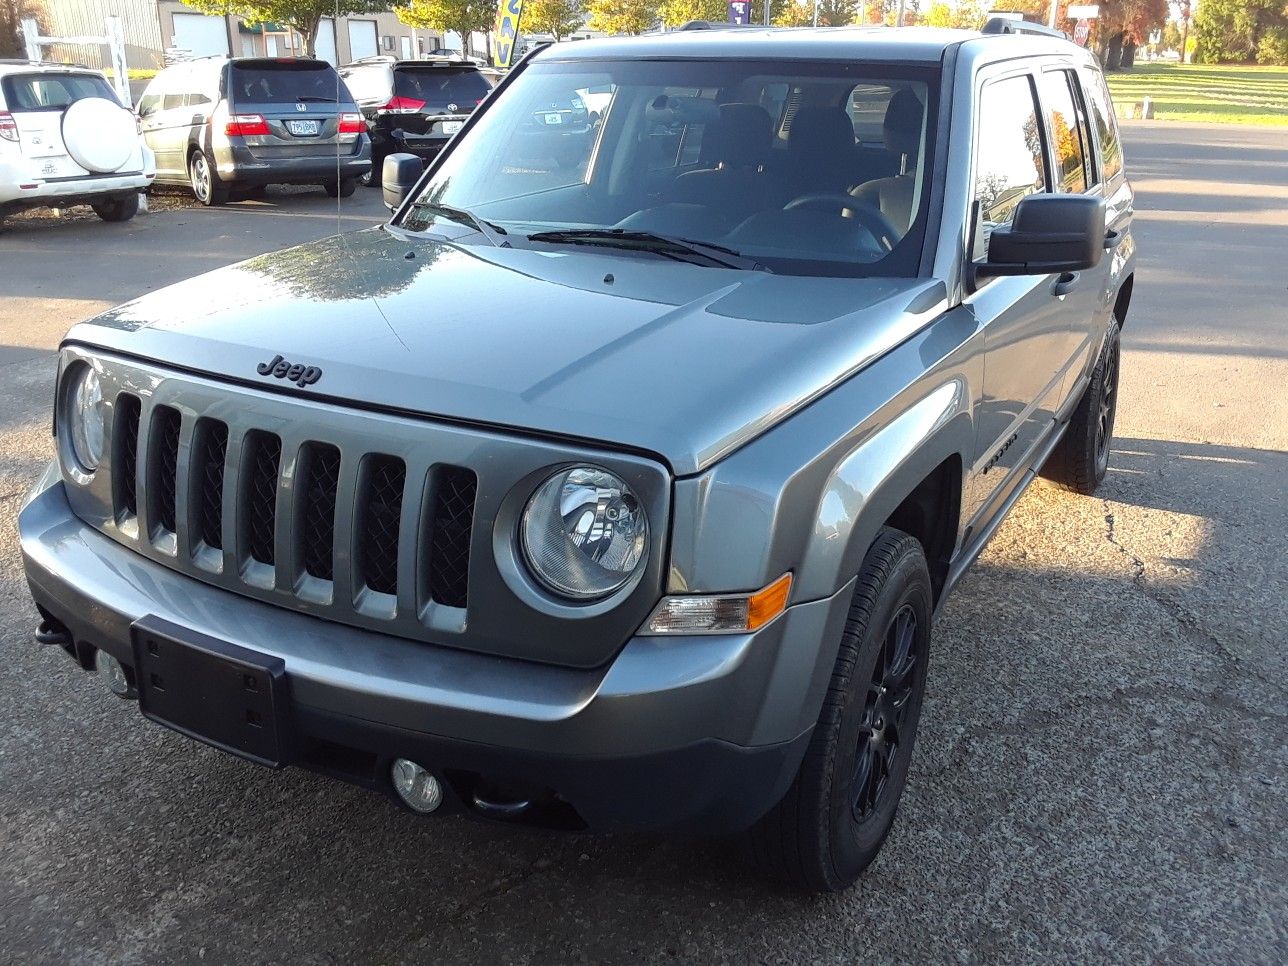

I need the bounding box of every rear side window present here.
[1,72,117,112]
[1037,70,1089,194]
[394,68,492,109]
[973,74,1047,238]
[229,62,345,104]
[1079,66,1123,182]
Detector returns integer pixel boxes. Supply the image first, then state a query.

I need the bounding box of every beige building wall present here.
[40,2,449,71]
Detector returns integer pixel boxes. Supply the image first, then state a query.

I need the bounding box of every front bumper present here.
[20,468,849,833]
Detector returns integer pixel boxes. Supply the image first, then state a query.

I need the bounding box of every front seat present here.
[782,106,859,198]
[671,103,772,227]
[851,88,925,233]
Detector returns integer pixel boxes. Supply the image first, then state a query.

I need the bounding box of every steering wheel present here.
[783,193,901,251]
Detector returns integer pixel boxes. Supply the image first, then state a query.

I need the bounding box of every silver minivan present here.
[136,57,371,204]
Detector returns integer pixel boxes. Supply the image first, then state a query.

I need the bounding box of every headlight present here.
[520,466,648,601]
[66,364,106,472]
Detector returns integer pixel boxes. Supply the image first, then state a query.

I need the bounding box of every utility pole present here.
[896,0,906,26]
[1179,1,1191,63]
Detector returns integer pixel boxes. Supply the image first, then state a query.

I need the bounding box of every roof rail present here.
[676,20,761,30]
[981,16,1069,40]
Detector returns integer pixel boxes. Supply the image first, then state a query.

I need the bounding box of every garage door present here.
[347,20,378,60]
[316,19,337,65]
[172,13,229,58]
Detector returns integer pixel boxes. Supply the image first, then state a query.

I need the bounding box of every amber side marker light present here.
[643,573,793,636]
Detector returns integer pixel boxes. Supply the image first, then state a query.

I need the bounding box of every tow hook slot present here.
[471,781,533,819]
[35,618,71,648]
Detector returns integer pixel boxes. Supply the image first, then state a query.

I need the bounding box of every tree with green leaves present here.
[1193,0,1288,64]
[586,0,658,34]
[525,0,586,39]
[923,0,986,29]
[396,0,495,57]
[1,0,46,59]
[182,0,387,59]
[658,0,724,28]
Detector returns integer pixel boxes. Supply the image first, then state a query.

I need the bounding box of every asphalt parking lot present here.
[1,124,1285,964]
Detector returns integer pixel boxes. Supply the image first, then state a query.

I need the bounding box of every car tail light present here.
[338,111,365,134]
[0,112,18,142]
[378,96,426,115]
[225,113,269,136]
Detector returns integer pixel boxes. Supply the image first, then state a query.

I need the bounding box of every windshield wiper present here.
[526,229,766,271]
[295,94,337,102]
[409,201,509,247]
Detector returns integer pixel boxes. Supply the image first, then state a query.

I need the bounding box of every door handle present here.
[1103,229,1124,251]
[1051,272,1079,297]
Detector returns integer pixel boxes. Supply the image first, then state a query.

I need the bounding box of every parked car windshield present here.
[229,60,344,104]
[403,59,938,277]
[394,67,492,111]
[1,72,117,111]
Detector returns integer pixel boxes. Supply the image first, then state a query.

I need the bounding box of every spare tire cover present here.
[61,97,137,174]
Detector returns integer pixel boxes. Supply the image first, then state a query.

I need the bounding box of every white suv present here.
[0,61,155,224]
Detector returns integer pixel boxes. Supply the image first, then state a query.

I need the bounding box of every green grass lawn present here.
[1106,64,1288,126]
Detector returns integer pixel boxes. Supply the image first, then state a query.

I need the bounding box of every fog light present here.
[94,649,135,699]
[391,759,443,813]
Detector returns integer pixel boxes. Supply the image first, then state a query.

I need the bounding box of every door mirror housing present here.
[382,153,424,212]
[977,194,1106,278]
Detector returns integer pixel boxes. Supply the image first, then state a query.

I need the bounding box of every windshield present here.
[400,59,937,277]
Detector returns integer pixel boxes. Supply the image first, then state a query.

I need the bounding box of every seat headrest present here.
[703,102,772,168]
[788,107,855,158]
[884,88,924,159]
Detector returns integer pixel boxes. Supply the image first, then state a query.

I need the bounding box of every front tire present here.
[188,150,227,206]
[743,527,933,892]
[91,192,139,222]
[1044,320,1121,495]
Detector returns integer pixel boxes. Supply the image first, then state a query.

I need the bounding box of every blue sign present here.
[728,1,750,24]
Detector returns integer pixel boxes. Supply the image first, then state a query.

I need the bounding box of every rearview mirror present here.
[382,153,423,212]
[977,194,1106,278]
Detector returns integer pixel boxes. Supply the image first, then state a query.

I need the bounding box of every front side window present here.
[1079,66,1123,182]
[1038,70,1089,194]
[973,74,1047,247]
[399,59,938,278]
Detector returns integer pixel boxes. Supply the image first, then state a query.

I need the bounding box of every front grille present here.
[194,419,228,550]
[243,432,281,566]
[299,443,340,580]
[427,466,476,608]
[149,406,181,535]
[113,394,141,519]
[358,455,405,595]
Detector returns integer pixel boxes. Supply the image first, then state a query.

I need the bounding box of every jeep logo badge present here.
[256,355,322,388]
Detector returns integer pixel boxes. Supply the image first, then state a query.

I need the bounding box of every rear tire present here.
[1043,320,1121,495]
[325,177,357,198]
[742,527,933,892]
[90,192,139,222]
[188,150,227,206]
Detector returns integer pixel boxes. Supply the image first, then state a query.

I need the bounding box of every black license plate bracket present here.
[131,616,290,768]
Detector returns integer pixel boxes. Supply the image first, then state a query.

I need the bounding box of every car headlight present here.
[520,466,648,601]
[65,364,106,472]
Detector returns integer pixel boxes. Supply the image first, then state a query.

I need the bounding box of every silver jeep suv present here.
[20,23,1134,892]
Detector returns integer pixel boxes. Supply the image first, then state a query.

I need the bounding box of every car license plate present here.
[285,119,320,136]
[131,616,290,768]
[544,113,563,125]
[441,120,463,135]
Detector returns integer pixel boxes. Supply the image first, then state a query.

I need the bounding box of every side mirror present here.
[977,194,1106,278]
[382,153,423,211]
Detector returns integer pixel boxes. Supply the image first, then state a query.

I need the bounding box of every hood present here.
[67,227,947,475]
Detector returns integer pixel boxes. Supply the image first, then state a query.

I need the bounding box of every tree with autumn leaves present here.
[524,0,586,40]
[396,0,495,57]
